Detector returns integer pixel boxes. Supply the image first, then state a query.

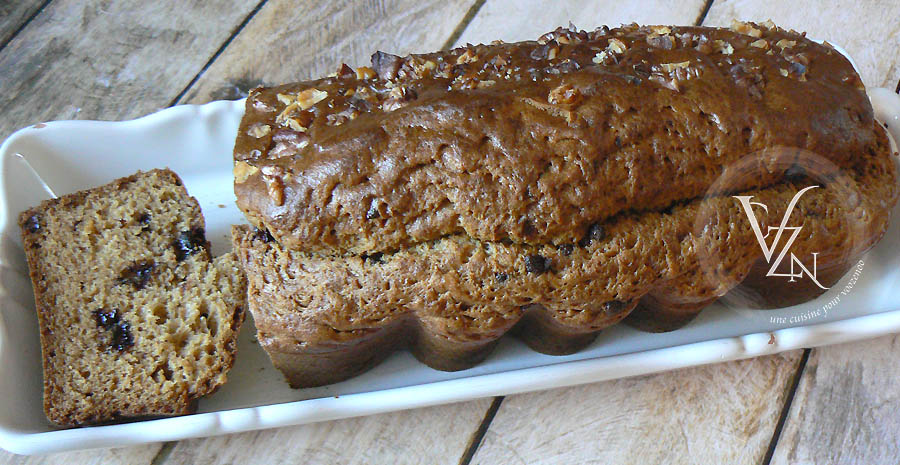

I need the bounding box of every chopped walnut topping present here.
[592,51,609,64]
[329,63,354,78]
[775,39,797,49]
[285,118,307,132]
[260,165,288,205]
[456,48,478,64]
[650,26,672,35]
[296,88,328,110]
[356,66,376,80]
[547,46,558,60]
[607,38,627,54]
[491,39,505,45]
[276,93,294,105]
[780,68,789,77]
[750,39,769,49]
[713,40,734,55]
[382,86,417,111]
[760,19,777,30]
[269,130,309,159]
[371,51,403,80]
[647,34,675,50]
[547,83,582,105]
[730,20,763,38]
[477,80,497,89]
[649,75,680,92]
[660,61,691,72]
[247,123,271,138]
[326,109,359,126]
[233,161,259,184]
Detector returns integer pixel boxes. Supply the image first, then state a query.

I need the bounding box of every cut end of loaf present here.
[18,169,246,426]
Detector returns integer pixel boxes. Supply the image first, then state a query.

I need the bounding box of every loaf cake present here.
[19,169,246,426]
[231,22,899,387]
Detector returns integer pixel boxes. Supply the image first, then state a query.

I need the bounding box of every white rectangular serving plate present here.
[1,82,899,455]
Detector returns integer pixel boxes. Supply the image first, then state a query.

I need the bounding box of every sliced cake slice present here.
[18,169,246,426]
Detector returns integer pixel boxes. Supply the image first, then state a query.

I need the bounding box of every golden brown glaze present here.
[234,22,873,254]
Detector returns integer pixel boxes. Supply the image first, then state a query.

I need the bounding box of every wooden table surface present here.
[1,0,899,463]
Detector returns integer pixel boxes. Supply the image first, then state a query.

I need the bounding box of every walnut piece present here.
[750,39,769,49]
[592,51,609,64]
[456,48,478,64]
[233,161,259,184]
[296,88,328,110]
[659,61,691,72]
[260,165,285,206]
[547,83,582,105]
[730,20,763,38]
[775,39,797,49]
[247,123,271,138]
[356,66,376,80]
[713,40,734,55]
[607,38,627,54]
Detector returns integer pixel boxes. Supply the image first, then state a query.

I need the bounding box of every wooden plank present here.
[163,399,493,465]
[0,0,259,141]
[0,444,162,464]
[771,336,900,464]
[178,0,480,104]
[471,352,803,465]
[0,0,46,48]
[452,0,709,47]
[703,0,900,88]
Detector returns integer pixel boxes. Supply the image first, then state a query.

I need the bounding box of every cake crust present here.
[234,22,877,255]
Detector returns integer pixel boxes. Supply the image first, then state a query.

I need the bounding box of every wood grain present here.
[163,399,493,465]
[0,0,259,141]
[0,444,162,464]
[0,0,46,48]
[452,0,709,47]
[771,336,900,464]
[703,0,900,88]
[470,352,803,465]
[178,0,479,104]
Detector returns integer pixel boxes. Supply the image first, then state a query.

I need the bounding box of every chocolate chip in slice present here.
[116,260,156,289]
[93,308,120,330]
[173,228,207,261]
[23,214,41,233]
[110,321,134,352]
[525,254,549,274]
[578,223,605,248]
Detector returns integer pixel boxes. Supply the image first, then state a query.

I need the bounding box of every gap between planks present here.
[0,0,53,54]
[168,0,270,107]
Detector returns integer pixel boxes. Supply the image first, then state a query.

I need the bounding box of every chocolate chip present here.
[362,252,383,264]
[558,244,574,256]
[253,228,275,243]
[93,308,120,330]
[495,272,509,283]
[116,260,155,289]
[525,254,549,274]
[173,228,206,261]
[23,214,41,233]
[371,51,403,80]
[577,223,605,247]
[136,213,151,232]
[93,309,135,352]
[110,321,134,351]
